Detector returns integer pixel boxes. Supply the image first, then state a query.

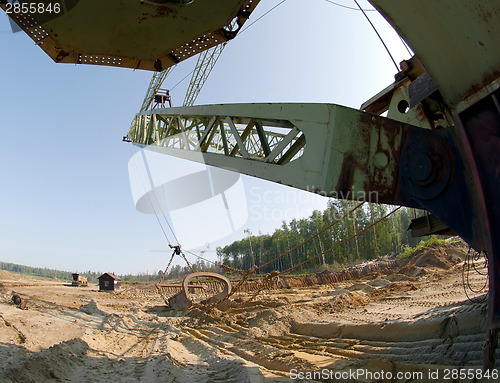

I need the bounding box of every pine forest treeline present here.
[0,262,74,281]
[216,200,430,275]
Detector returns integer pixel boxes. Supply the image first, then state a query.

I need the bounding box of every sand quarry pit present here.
[1,242,499,382]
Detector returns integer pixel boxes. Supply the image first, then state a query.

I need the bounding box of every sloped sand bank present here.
[0,242,498,382]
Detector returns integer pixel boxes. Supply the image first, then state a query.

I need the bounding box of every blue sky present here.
[0,0,411,275]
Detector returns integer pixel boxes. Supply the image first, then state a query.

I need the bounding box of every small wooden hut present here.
[98,273,121,291]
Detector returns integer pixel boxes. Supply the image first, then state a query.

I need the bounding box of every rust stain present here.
[335,154,357,196]
[462,69,500,103]
[139,3,176,21]
[156,5,175,17]
[358,111,405,204]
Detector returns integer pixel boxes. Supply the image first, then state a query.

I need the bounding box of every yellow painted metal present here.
[183,43,227,106]
[0,0,259,71]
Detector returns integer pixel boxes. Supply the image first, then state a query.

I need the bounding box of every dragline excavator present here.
[2,0,500,367]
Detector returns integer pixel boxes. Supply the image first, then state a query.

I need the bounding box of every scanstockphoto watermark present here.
[289,368,423,381]
[129,138,384,247]
[290,368,425,382]
[307,186,380,204]
[248,186,381,223]
[128,147,249,249]
[290,368,499,381]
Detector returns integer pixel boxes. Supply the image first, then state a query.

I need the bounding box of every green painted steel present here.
[371,0,500,111]
[183,43,227,106]
[1,0,259,71]
[127,103,407,204]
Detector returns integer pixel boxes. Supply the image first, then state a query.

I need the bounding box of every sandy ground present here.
[1,243,498,382]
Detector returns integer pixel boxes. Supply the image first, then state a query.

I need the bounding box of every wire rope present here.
[239,0,288,35]
[281,205,402,274]
[169,0,288,92]
[184,249,217,265]
[127,144,174,243]
[353,0,399,71]
[257,201,366,272]
[324,0,376,12]
[462,247,489,303]
[128,144,218,268]
[170,70,194,92]
[399,35,413,56]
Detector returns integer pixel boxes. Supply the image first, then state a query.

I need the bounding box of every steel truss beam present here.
[126,103,481,258]
[183,43,227,107]
[127,103,408,204]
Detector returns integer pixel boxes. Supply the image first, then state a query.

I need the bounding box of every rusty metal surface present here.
[370,0,500,110]
[396,124,481,249]
[167,272,232,310]
[408,214,455,238]
[458,89,500,329]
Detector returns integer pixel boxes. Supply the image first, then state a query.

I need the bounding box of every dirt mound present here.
[79,300,107,316]
[246,309,299,337]
[234,242,467,294]
[386,273,412,282]
[367,279,391,288]
[2,338,90,382]
[384,244,465,282]
[0,270,24,281]
[347,283,375,294]
[412,248,456,269]
[398,264,426,278]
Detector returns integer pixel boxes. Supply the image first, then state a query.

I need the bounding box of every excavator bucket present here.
[1,0,259,71]
[162,272,232,311]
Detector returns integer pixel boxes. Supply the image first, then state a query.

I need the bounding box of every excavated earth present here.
[1,241,499,382]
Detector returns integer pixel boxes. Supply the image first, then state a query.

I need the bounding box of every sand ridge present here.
[0,242,498,382]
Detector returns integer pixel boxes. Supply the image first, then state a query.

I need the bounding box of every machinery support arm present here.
[126,103,479,254]
[128,103,405,203]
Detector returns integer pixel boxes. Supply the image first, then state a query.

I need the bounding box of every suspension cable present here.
[399,35,413,56]
[324,0,376,12]
[127,144,176,244]
[128,144,220,269]
[183,249,217,265]
[353,0,399,71]
[169,0,288,92]
[257,201,366,272]
[239,0,288,35]
[281,205,402,274]
[132,144,182,245]
[170,70,194,92]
